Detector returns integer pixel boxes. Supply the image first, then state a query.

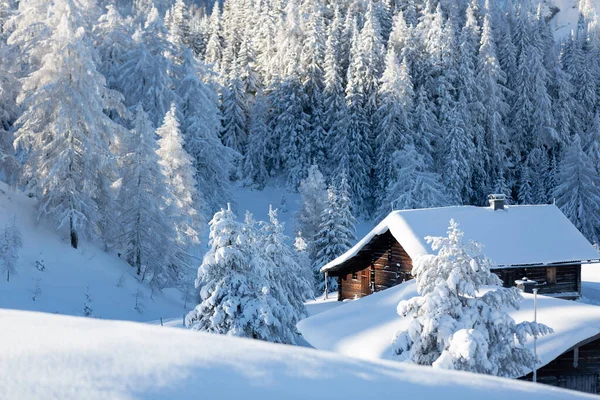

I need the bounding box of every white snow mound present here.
[298,280,600,375]
[0,308,594,400]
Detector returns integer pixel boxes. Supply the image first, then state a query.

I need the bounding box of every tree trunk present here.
[70,216,78,249]
[136,247,141,276]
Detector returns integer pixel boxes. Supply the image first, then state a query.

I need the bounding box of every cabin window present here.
[546,267,557,284]
[370,267,376,292]
[352,271,358,280]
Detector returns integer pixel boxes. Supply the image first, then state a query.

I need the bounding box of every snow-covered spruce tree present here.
[381,145,446,215]
[14,10,126,249]
[186,205,279,342]
[295,163,328,252]
[374,49,412,207]
[393,220,552,377]
[554,134,600,244]
[155,104,200,283]
[221,55,249,155]
[260,206,311,343]
[93,5,134,94]
[175,48,235,214]
[0,219,22,282]
[117,105,174,283]
[312,175,356,293]
[293,231,316,299]
[242,92,269,188]
[116,7,178,127]
[273,67,312,189]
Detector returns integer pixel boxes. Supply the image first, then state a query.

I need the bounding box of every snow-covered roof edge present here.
[321,205,600,273]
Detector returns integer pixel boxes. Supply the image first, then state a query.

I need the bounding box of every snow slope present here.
[298,280,600,374]
[551,0,600,39]
[0,308,594,400]
[0,183,186,322]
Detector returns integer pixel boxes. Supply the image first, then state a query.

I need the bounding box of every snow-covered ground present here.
[550,0,600,39]
[0,183,186,322]
[298,280,600,374]
[0,308,594,400]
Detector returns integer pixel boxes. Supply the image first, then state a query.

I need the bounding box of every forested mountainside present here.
[0,0,599,296]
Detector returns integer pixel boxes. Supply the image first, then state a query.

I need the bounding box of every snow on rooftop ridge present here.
[0,308,590,400]
[321,204,600,273]
[297,279,600,376]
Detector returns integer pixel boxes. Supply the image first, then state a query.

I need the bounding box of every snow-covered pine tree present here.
[175,48,235,214]
[393,219,552,377]
[0,219,22,282]
[442,96,474,205]
[272,66,311,189]
[204,2,223,68]
[242,92,269,188]
[293,231,316,299]
[185,205,278,341]
[374,49,412,207]
[554,134,600,244]
[476,8,510,192]
[299,0,327,169]
[381,145,446,215]
[260,206,310,343]
[156,103,200,283]
[312,175,356,292]
[14,8,126,249]
[94,5,134,94]
[221,55,248,155]
[117,105,174,283]
[117,7,178,126]
[295,163,328,253]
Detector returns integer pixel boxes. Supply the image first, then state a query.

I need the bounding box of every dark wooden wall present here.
[333,231,581,301]
[493,265,581,299]
[521,336,600,394]
[337,231,413,301]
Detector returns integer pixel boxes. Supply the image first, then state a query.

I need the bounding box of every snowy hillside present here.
[0,183,186,322]
[0,308,594,400]
[550,0,600,39]
[298,280,600,372]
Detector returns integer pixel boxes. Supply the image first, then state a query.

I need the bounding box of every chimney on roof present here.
[488,194,506,211]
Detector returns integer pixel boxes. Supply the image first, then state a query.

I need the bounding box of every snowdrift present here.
[298,280,600,374]
[0,308,594,400]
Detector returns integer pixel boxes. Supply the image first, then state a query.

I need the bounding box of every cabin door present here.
[360,269,370,297]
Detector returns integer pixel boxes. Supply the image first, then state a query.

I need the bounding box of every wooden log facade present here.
[335,231,413,301]
[521,334,600,394]
[330,230,582,301]
[494,265,581,300]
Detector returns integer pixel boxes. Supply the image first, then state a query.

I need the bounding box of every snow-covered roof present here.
[322,204,600,273]
[297,280,600,375]
[1,308,589,400]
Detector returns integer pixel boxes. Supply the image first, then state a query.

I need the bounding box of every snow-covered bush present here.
[393,219,552,378]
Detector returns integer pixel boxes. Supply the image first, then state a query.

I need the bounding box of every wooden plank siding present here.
[521,335,600,394]
[493,265,581,299]
[336,231,413,301]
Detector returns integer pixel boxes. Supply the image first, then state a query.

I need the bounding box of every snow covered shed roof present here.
[297,279,600,375]
[321,204,600,273]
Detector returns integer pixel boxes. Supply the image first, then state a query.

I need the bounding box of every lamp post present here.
[533,288,538,383]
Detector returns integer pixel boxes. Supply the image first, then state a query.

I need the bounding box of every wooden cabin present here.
[521,334,600,394]
[322,195,599,301]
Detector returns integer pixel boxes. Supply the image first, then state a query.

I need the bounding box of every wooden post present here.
[160,317,163,327]
[533,288,538,383]
[324,272,328,300]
